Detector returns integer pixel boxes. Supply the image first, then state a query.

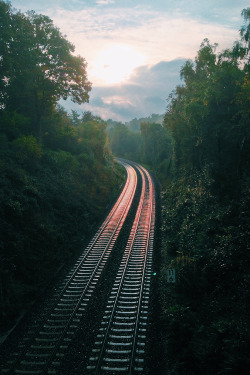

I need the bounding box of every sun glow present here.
[90,45,145,85]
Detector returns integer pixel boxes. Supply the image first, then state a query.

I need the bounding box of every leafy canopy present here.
[0,1,91,137]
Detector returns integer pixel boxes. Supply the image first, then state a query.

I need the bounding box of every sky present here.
[9,0,249,122]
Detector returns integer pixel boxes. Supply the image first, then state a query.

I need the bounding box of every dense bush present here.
[158,9,250,374]
[0,2,123,335]
[0,113,123,334]
[160,172,250,374]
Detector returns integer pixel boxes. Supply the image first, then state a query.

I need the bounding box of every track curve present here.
[86,161,155,374]
[0,160,156,375]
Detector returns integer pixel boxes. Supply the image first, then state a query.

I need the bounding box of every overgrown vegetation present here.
[107,114,172,182]
[0,1,249,373]
[0,2,123,334]
[159,9,250,374]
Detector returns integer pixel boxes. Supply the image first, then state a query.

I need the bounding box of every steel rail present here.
[1,161,137,375]
[40,164,136,374]
[129,163,155,374]
[86,161,155,374]
[128,164,155,375]
[90,163,147,374]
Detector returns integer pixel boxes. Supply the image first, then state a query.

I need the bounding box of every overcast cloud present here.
[9,0,249,121]
[72,59,185,121]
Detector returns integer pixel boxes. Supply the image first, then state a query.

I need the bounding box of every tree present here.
[0,2,91,139]
[160,10,250,375]
[237,8,250,61]
[164,35,249,198]
[140,122,170,166]
[108,123,142,161]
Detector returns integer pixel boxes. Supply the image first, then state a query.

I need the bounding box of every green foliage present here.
[0,1,91,139]
[0,111,123,333]
[164,37,249,199]
[107,117,173,184]
[0,2,123,335]
[108,123,143,161]
[161,172,250,374]
[77,116,107,161]
[12,135,42,164]
[140,122,172,177]
[159,9,250,375]
[162,168,214,257]
[0,111,31,141]
[126,113,164,132]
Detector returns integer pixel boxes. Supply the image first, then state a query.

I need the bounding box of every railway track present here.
[1,160,155,375]
[86,162,155,374]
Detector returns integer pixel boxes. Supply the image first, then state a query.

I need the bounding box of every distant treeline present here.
[107,113,164,133]
[107,114,172,182]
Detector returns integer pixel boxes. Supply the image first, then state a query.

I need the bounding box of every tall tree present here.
[164,35,249,197]
[0,2,91,139]
[140,122,172,167]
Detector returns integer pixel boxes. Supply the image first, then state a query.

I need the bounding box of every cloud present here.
[96,0,115,5]
[13,2,242,84]
[46,5,240,84]
[61,59,185,122]
[11,0,248,121]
